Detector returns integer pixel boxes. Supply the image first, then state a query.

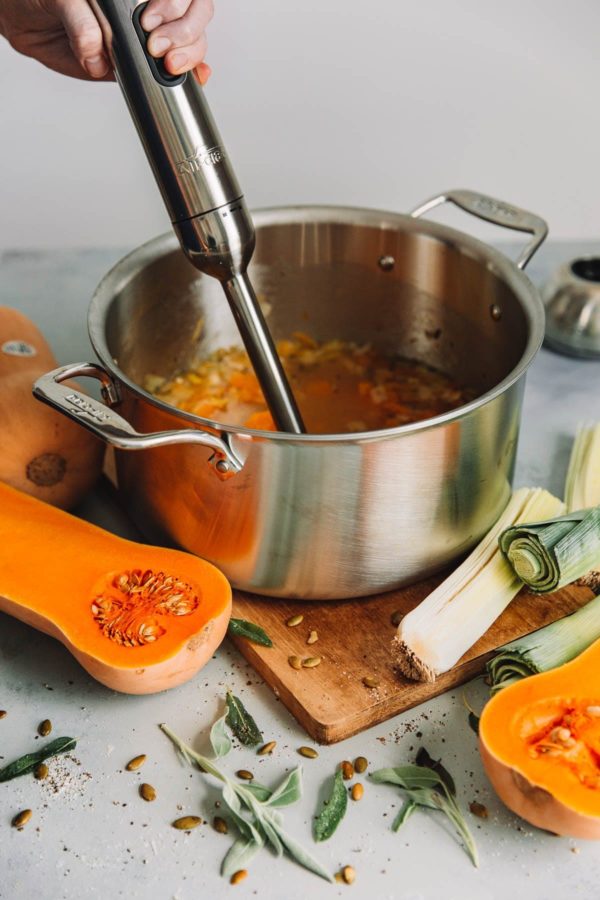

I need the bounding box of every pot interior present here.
[98,209,536,424]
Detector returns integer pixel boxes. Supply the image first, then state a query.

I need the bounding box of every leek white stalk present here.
[487,593,600,693]
[565,423,600,512]
[392,487,565,682]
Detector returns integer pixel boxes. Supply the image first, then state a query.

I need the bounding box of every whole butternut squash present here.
[0,482,232,693]
[480,638,600,838]
[0,307,104,508]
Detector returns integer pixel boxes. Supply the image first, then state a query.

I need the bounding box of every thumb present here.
[57,0,111,79]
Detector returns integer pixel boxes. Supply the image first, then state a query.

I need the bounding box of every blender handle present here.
[32,363,246,480]
[410,189,548,270]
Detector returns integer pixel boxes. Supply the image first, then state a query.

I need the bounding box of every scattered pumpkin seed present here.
[362,675,380,689]
[213,816,229,834]
[257,741,276,756]
[351,783,364,801]
[286,614,304,627]
[469,801,489,819]
[302,656,321,668]
[307,630,318,645]
[230,869,248,885]
[390,610,404,627]
[288,655,302,670]
[172,815,202,830]
[342,865,356,884]
[0,711,7,719]
[38,719,52,737]
[340,760,354,780]
[139,783,156,802]
[33,763,48,780]
[12,809,32,829]
[354,756,368,774]
[125,754,147,771]
[298,746,319,759]
[236,769,253,781]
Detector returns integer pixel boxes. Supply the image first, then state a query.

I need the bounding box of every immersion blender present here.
[90,0,305,434]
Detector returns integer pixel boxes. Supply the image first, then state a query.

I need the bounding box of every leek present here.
[499,506,600,593]
[565,423,600,512]
[392,487,565,682]
[487,593,600,693]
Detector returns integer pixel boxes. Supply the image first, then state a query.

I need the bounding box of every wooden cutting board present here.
[101,455,595,744]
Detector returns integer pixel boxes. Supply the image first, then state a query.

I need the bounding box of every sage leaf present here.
[313,769,348,842]
[242,782,273,802]
[228,618,273,648]
[210,714,232,759]
[221,836,264,878]
[275,824,334,882]
[225,692,263,746]
[392,799,417,831]
[0,737,76,783]
[267,767,302,808]
[369,765,442,791]
[222,781,263,844]
[415,747,456,796]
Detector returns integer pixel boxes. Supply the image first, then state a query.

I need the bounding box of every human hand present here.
[0,0,213,82]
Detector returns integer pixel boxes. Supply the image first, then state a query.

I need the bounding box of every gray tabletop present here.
[1,241,600,900]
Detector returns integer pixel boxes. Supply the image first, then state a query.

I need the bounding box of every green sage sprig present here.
[370,759,478,867]
[313,769,348,841]
[160,723,332,882]
[0,737,76,783]
[225,691,263,747]
[228,618,273,648]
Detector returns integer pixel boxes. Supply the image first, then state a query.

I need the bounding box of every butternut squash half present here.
[0,483,232,694]
[480,638,600,838]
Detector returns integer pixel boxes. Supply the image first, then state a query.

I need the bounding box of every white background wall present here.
[1,0,599,249]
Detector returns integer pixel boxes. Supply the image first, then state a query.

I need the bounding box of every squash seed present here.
[139,783,156,802]
[390,610,404,627]
[340,760,354,780]
[33,763,48,780]
[172,815,202,830]
[362,675,380,689]
[286,614,304,627]
[38,719,52,737]
[236,769,254,781]
[469,801,488,819]
[257,741,277,756]
[307,630,319,645]
[213,816,228,834]
[351,783,364,801]
[298,746,319,759]
[302,656,321,668]
[126,754,147,771]
[354,756,368,774]
[288,655,302,670]
[230,869,248,885]
[12,809,32,829]
[342,865,356,885]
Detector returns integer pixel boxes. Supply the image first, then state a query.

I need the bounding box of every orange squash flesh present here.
[0,482,232,694]
[480,639,600,838]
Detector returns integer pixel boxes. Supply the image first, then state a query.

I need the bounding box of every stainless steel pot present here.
[35,190,547,599]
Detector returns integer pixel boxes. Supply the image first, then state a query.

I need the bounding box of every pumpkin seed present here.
[302,656,321,668]
[126,754,147,771]
[172,815,202,830]
[390,610,404,627]
[298,746,319,759]
[139,783,156,802]
[362,675,380,689]
[469,801,489,819]
[257,741,276,756]
[354,756,368,774]
[213,816,229,834]
[288,655,302,670]
[38,719,52,737]
[33,763,48,780]
[286,614,304,627]
[307,630,319,645]
[340,760,354,780]
[236,769,254,781]
[12,809,32,829]
[0,711,7,719]
[230,869,248,885]
[351,783,364,801]
[342,865,356,884]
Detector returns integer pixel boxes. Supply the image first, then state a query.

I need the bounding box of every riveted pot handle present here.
[410,189,548,269]
[33,362,245,480]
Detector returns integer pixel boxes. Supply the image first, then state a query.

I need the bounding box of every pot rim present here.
[88,203,545,444]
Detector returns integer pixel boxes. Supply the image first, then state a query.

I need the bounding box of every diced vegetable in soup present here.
[145,333,475,433]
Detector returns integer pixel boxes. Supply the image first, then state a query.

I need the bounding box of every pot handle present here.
[32,362,246,480]
[410,189,548,269]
